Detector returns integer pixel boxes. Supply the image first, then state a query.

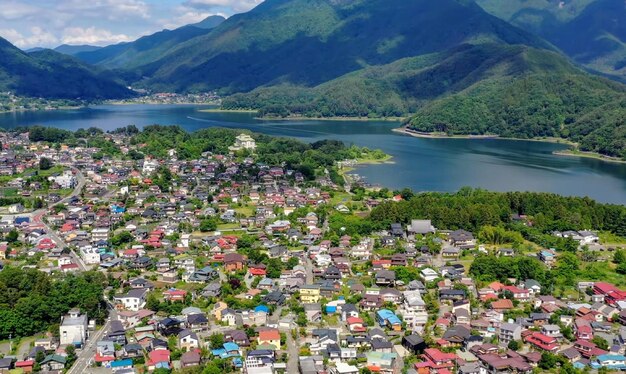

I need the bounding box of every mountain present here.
[403,46,626,158]
[54,44,102,56]
[0,37,133,99]
[222,43,580,117]
[74,15,226,69]
[130,0,551,93]
[476,0,626,81]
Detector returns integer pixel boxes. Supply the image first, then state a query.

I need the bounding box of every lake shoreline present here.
[394,127,626,164]
[201,109,405,122]
[553,150,626,164]
[392,127,577,146]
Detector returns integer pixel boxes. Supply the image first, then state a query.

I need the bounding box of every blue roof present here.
[598,354,626,361]
[255,305,270,313]
[377,309,401,325]
[223,342,239,352]
[111,359,133,368]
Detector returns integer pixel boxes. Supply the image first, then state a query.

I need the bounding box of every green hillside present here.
[132,0,549,93]
[476,0,626,80]
[223,44,580,117]
[74,16,225,69]
[0,37,133,100]
[407,69,626,158]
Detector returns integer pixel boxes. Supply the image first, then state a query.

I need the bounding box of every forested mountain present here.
[74,15,225,69]
[129,0,549,93]
[0,37,133,99]
[476,0,626,81]
[223,43,581,117]
[54,44,101,56]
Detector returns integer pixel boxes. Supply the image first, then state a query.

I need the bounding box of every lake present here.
[2,104,626,205]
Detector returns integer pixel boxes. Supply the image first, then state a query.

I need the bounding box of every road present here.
[285,327,300,374]
[67,308,117,374]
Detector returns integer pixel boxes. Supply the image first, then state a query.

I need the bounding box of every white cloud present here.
[0,1,41,20]
[0,27,58,48]
[184,0,263,12]
[61,27,132,46]
[56,0,151,20]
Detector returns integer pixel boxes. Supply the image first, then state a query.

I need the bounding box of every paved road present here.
[67,308,116,374]
[285,327,300,374]
[2,167,85,220]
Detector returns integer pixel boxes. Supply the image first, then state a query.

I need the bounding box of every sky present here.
[0,0,264,49]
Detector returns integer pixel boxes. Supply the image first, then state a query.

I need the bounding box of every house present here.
[224,253,246,272]
[402,334,426,354]
[179,330,200,351]
[524,331,559,352]
[60,308,88,346]
[258,329,281,350]
[187,313,209,332]
[449,229,476,249]
[499,322,522,346]
[408,220,435,235]
[40,354,66,371]
[245,349,275,371]
[300,285,321,304]
[115,288,148,311]
[376,309,402,331]
[421,268,439,282]
[591,354,626,370]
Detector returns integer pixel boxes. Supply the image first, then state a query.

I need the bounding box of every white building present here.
[142,160,159,175]
[115,288,148,311]
[91,228,109,244]
[79,245,102,265]
[48,171,77,189]
[229,134,256,152]
[60,308,88,346]
[399,290,428,333]
[420,268,439,282]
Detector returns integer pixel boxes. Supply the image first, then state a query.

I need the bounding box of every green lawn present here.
[599,231,626,245]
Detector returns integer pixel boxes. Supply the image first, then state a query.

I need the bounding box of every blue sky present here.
[0,0,264,49]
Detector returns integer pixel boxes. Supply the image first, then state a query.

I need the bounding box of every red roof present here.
[491,299,514,310]
[424,348,456,364]
[258,329,280,341]
[346,317,364,325]
[148,349,170,364]
[249,268,266,276]
[15,360,34,367]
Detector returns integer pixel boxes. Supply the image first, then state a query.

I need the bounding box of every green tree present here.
[507,340,520,351]
[6,229,18,243]
[538,352,558,370]
[208,333,224,349]
[613,249,626,264]
[38,157,53,170]
[199,219,218,232]
[591,336,609,350]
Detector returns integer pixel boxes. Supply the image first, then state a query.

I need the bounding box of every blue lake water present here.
[1,104,626,205]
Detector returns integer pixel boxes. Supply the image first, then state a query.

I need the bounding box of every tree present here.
[208,333,224,349]
[6,229,18,243]
[286,257,299,270]
[538,352,558,370]
[614,249,626,264]
[592,336,609,350]
[507,340,520,351]
[616,262,626,275]
[39,157,53,170]
[199,219,218,232]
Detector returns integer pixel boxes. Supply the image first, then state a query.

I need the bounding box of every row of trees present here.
[368,188,626,236]
[0,268,108,339]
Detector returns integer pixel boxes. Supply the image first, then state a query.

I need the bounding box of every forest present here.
[0,268,108,339]
[367,188,626,251]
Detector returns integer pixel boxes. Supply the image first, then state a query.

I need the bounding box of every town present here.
[1,125,626,374]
